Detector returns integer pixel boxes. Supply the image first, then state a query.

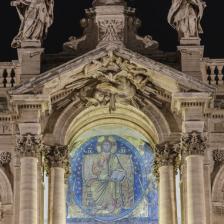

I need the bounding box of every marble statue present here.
[11,0,54,48]
[168,0,206,39]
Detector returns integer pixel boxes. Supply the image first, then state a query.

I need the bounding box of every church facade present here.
[0,1,224,224]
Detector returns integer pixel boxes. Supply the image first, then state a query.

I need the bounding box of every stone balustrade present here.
[201,58,224,86]
[0,62,20,88]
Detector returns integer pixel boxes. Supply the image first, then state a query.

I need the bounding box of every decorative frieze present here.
[16,134,42,157]
[44,145,69,172]
[181,131,207,156]
[0,152,11,166]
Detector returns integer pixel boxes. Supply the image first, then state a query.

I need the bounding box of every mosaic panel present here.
[66,135,158,224]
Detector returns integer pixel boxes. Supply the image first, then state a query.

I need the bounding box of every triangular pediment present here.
[11,44,214,111]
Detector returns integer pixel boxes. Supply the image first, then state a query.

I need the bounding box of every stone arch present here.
[48,101,172,149]
[0,168,13,205]
[212,165,224,202]
[212,165,224,222]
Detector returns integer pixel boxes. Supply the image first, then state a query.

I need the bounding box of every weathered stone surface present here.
[0,1,224,224]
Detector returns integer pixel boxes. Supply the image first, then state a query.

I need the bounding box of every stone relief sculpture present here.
[55,54,157,112]
[63,2,159,55]
[127,16,159,52]
[168,0,206,39]
[11,0,54,48]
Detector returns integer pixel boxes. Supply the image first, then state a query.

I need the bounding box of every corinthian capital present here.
[16,134,42,157]
[181,131,207,156]
[153,142,180,179]
[0,152,11,166]
[155,142,179,167]
[44,145,69,171]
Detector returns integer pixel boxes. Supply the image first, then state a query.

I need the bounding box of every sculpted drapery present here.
[11,0,54,48]
[168,0,206,39]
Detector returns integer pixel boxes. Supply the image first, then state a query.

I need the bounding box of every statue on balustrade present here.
[11,0,54,48]
[168,0,206,39]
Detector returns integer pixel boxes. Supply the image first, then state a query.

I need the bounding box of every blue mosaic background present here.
[66,135,158,224]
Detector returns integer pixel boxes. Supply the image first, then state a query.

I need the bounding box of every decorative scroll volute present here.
[181,131,207,157]
[16,134,42,157]
[0,152,11,166]
[44,145,70,176]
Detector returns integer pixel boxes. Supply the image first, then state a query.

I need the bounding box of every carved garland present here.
[0,152,11,166]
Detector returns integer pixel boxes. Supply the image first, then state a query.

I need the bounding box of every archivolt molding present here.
[0,169,13,205]
[212,164,224,215]
[212,164,224,201]
[48,98,172,150]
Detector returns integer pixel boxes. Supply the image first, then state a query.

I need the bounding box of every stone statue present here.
[11,0,54,48]
[168,0,206,39]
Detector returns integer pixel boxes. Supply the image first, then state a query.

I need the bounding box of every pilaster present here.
[154,142,179,224]
[181,131,207,224]
[16,133,42,224]
[44,145,69,224]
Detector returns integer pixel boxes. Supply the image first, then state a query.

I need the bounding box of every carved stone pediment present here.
[11,44,214,112]
[53,53,161,112]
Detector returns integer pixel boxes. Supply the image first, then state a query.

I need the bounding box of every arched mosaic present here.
[66,135,158,223]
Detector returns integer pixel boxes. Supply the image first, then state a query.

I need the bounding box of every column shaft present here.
[19,157,38,224]
[186,155,206,224]
[159,166,177,224]
[51,167,66,224]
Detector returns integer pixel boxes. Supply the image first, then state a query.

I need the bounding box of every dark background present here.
[0,0,224,61]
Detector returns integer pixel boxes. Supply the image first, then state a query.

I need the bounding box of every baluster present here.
[222,65,224,83]
[214,66,219,85]
[217,65,223,85]
[2,69,8,88]
[206,65,211,84]
[10,69,15,87]
[200,61,208,83]
[210,65,216,85]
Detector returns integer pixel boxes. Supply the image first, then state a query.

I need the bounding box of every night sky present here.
[0,0,224,61]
